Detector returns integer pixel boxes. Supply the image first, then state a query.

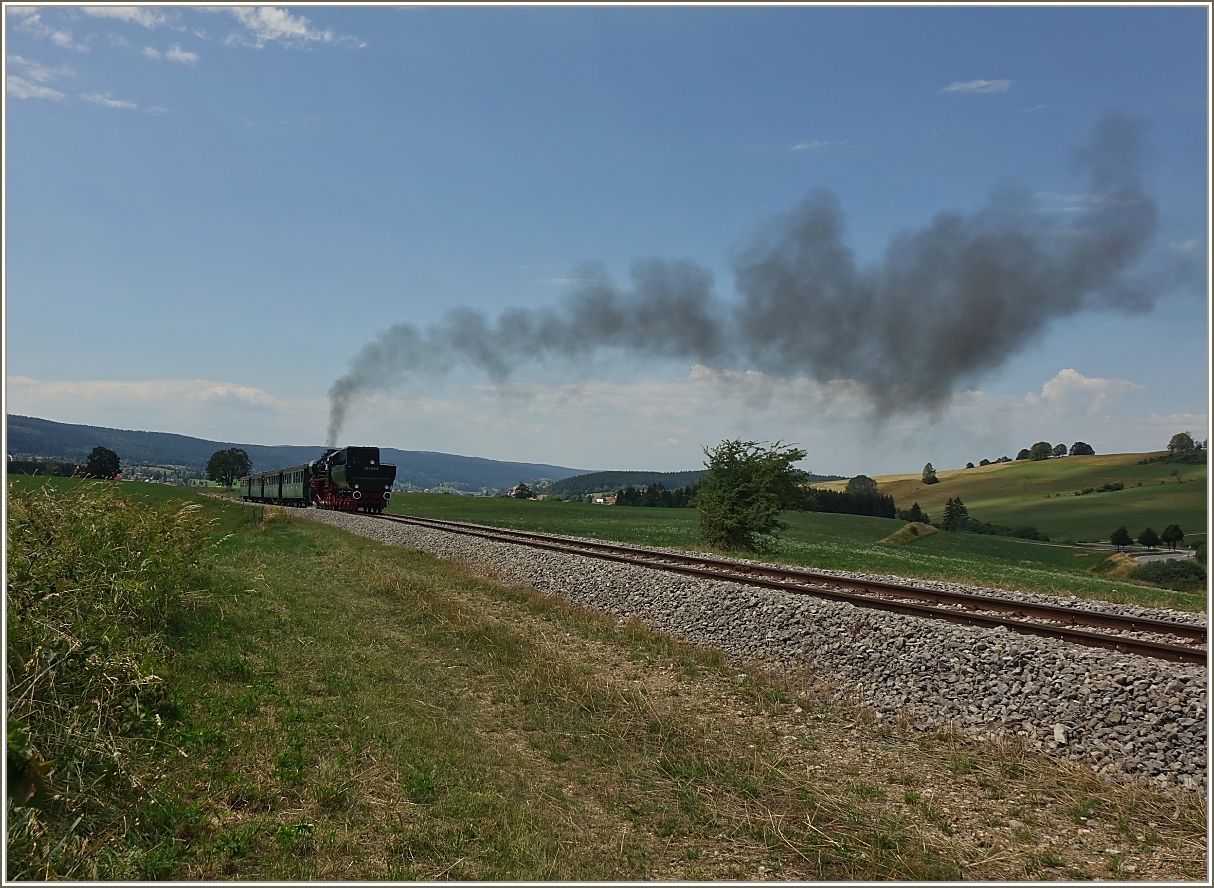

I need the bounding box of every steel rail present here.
[377,513,1208,664]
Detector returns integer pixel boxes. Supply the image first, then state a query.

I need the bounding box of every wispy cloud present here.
[940,79,1011,94]
[1021,104,1047,113]
[144,44,199,65]
[81,92,139,110]
[6,54,72,100]
[7,75,66,100]
[1171,238,1201,252]
[82,6,169,29]
[7,6,88,51]
[165,44,199,65]
[226,7,364,49]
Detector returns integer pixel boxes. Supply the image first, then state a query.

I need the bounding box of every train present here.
[240,446,397,513]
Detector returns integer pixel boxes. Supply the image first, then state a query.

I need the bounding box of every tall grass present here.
[5,480,212,879]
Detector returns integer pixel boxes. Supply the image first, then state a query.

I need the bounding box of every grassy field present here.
[815,452,1207,544]
[6,478,1206,880]
[386,493,1206,613]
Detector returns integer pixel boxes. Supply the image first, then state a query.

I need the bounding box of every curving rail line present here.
[374,513,1208,665]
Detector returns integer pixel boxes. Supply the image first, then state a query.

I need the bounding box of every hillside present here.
[5,415,587,492]
[814,453,1207,543]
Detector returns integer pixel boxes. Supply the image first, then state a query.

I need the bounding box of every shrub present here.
[1127,558,1207,593]
[6,480,211,879]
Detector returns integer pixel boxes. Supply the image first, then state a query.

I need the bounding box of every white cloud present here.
[226,6,363,49]
[80,92,139,110]
[165,44,199,65]
[1021,104,1047,113]
[82,7,168,29]
[1033,368,1144,417]
[7,75,66,100]
[8,8,88,51]
[940,79,1012,94]
[6,55,71,99]
[7,55,73,83]
[142,43,199,64]
[1171,239,1201,252]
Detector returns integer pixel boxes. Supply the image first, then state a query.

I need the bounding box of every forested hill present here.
[6,415,586,491]
[545,468,846,496]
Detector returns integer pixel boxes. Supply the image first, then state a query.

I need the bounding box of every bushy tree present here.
[1161,524,1185,550]
[921,463,939,485]
[512,483,533,499]
[846,475,878,495]
[978,458,991,466]
[206,448,252,488]
[693,439,809,552]
[1069,441,1096,456]
[85,446,120,479]
[965,462,975,469]
[1016,449,1031,461]
[1051,443,1068,458]
[1168,432,1195,455]
[1029,441,1053,461]
[1110,526,1132,551]
[1137,527,1160,548]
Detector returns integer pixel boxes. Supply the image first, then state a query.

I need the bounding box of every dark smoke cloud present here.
[327,116,1162,446]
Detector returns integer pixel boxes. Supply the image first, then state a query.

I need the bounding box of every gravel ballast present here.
[299,508,1208,795]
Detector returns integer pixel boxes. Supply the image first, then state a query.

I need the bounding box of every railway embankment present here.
[302,508,1207,796]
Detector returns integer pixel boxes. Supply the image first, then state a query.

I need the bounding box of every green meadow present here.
[7,477,1205,880]
[389,489,1205,612]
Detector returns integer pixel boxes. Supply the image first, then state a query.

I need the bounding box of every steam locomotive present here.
[240,446,397,513]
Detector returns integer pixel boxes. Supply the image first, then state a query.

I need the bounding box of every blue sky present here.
[4,5,1209,476]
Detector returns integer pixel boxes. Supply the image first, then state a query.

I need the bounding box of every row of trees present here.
[614,482,697,508]
[1111,525,1185,551]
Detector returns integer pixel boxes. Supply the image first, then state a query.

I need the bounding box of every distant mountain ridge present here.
[5,415,588,492]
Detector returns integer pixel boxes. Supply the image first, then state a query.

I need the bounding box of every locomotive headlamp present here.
[354,483,360,489]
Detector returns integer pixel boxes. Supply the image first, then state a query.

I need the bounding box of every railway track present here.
[375,512,1208,665]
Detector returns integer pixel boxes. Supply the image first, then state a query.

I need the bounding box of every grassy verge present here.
[5,479,215,879]
[389,495,1206,613]
[6,483,1206,879]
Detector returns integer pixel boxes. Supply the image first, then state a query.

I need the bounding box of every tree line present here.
[614,482,698,508]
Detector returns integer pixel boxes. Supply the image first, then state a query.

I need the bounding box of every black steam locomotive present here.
[240,446,397,513]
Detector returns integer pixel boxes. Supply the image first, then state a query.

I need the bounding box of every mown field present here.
[814,451,1207,544]
[387,494,1206,613]
[6,477,1206,881]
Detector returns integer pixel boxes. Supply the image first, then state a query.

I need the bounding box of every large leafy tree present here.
[1029,441,1053,461]
[1161,524,1185,550]
[1069,441,1096,456]
[921,463,939,485]
[206,448,252,488]
[1137,527,1160,548]
[85,446,120,479]
[845,475,878,496]
[1168,432,1195,455]
[1110,526,1132,551]
[692,439,809,553]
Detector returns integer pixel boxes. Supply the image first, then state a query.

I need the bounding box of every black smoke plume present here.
[327,116,1161,446]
